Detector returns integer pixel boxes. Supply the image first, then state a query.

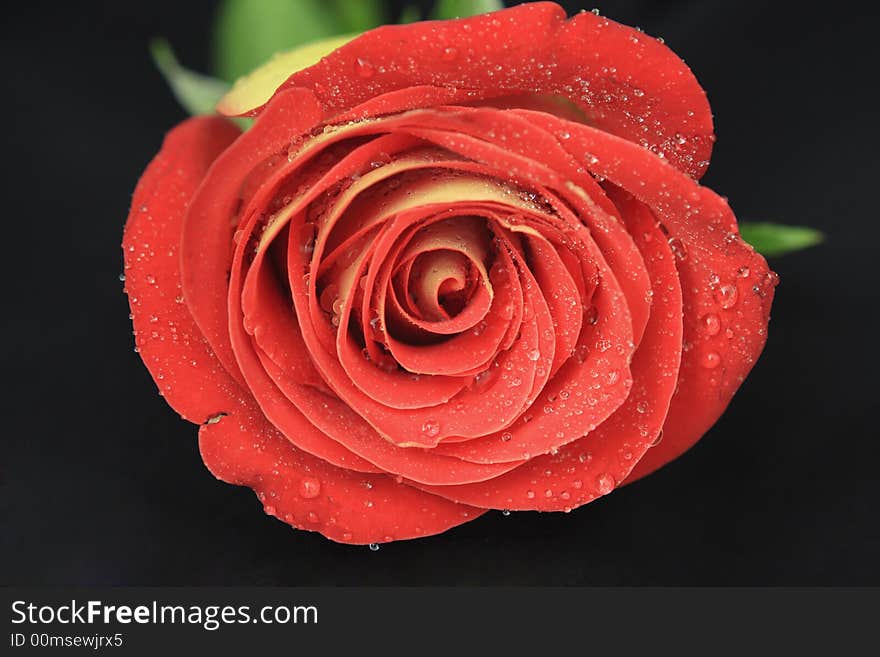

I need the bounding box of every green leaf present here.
[212,0,385,83]
[328,0,385,33]
[739,222,824,257]
[398,5,422,24]
[150,38,230,116]
[430,0,505,20]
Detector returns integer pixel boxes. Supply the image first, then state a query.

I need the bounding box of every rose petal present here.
[414,200,683,509]
[181,87,323,387]
[123,116,243,423]
[515,110,774,480]
[264,3,713,177]
[198,389,486,544]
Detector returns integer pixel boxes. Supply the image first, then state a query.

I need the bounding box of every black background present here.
[2,0,878,585]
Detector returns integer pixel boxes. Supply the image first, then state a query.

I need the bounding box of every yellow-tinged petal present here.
[217,34,354,117]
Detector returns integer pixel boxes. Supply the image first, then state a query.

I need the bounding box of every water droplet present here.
[573,479,583,489]
[596,473,615,494]
[765,270,780,287]
[526,490,536,499]
[636,400,648,414]
[527,349,540,361]
[701,350,721,369]
[368,543,380,551]
[737,266,750,278]
[319,283,339,313]
[585,304,599,325]
[501,431,512,442]
[307,511,320,523]
[701,313,721,336]
[441,46,458,61]
[501,509,511,516]
[355,58,375,78]
[118,273,126,282]
[421,420,441,438]
[714,284,738,309]
[299,477,321,498]
[264,504,276,516]
[668,237,688,261]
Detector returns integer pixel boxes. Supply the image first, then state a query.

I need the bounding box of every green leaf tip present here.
[398,5,422,24]
[739,222,824,257]
[212,0,386,83]
[430,0,505,20]
[150,38,230,117]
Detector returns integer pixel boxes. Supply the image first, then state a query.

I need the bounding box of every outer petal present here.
[181,87,323,387]
[261,2,714,178]
[198,389,486,544]
[513,111,775,481]
[123,116,243,423]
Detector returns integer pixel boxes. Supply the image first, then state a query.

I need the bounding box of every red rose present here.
[123,2,776,544]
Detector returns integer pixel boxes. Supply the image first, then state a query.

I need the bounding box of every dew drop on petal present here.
[668,237,688,261]
[596,473,615,495]
[369,543,380,551]
[421,420,441,438]
[714,284,738,309]
[701,350,721,369]
[299,477,321,499]
[585,304,599,325]
[355,58,375,78]
[701,313,721,336]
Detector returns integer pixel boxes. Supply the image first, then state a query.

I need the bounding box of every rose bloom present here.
[123,3,776,544]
